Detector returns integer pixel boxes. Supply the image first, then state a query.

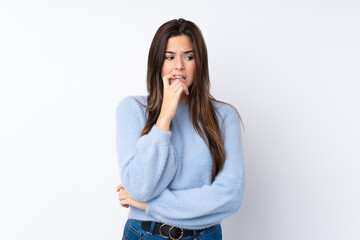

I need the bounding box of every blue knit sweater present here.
[116,95,245,230]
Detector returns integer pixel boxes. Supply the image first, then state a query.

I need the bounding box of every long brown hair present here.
[136,18,244,183]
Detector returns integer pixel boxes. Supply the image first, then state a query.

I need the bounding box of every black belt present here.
[140,220,209,240]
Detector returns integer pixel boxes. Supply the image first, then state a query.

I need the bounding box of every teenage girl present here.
[116,18,245,240]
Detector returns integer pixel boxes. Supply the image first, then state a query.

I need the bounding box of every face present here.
[161,35,196,90]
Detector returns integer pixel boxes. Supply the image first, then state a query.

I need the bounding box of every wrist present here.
[156,115,171,132]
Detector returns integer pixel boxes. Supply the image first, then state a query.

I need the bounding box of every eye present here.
[165,56,174,60]
[186,56,194,60]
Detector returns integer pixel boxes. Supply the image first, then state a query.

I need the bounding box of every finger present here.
[119,194,126,201]
[119,193,128,200]
[183,84,189,95]
[162,73,173,88]
[118,191,123,199]
[171,79,189,94]
[175,83,189,95]
[179,81,189,94]
[116,183,123,192]
[120,204,129,208]
[171,80,186,92]
[119,192,128,201]
[120,198,130,208]
[119,190,127,198]
[120,199,129,208]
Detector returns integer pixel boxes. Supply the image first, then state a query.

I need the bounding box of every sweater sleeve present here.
[116,96,178,202]
[144,107,245,226]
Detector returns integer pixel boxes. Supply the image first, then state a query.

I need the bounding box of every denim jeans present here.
[122,219,222,240]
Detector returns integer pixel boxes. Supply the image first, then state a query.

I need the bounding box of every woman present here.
[116,18,245,240]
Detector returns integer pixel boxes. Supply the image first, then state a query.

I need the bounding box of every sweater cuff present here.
[149,124,171,140]
[145,197,155,215]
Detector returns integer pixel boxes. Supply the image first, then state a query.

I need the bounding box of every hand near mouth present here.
[156,73,189,132]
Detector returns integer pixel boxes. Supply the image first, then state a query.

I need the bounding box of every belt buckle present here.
[159,223,170,239]
[159,223,184,240]
[169,226,184,240]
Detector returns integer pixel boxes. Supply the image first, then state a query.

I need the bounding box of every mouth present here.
[173,75,186,82]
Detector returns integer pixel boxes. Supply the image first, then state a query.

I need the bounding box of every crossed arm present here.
[116,97,245,224]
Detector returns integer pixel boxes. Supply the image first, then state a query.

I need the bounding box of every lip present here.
[173,74,186,82]
[173,74,186,79]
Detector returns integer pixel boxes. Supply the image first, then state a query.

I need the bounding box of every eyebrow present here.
[165,50,194,54]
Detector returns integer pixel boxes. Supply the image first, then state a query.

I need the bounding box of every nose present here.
[174,57,184,70]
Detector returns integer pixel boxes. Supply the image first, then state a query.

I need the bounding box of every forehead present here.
[165,35,193,51]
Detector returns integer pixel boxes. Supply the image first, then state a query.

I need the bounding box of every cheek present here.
[161,63,172,76]
[188,64,196,78]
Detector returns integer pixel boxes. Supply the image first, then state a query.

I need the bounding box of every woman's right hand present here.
[156,73,189,131]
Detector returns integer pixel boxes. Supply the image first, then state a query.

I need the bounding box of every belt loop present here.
[149,221,156,234]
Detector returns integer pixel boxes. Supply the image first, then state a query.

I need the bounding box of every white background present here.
[0,0,359,239]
